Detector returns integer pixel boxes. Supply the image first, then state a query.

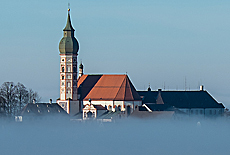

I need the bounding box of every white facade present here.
[59,55,78,101]
[82,100,141,114]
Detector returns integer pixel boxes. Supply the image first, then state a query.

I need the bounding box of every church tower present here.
[57,9,80,115]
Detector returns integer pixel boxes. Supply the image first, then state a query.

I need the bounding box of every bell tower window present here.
[67,66,71,72]
[62,67,64,72]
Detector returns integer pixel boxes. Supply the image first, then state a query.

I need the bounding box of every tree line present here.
[0,82,41,117]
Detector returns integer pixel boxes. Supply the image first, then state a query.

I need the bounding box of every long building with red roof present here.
[78,74,142,115]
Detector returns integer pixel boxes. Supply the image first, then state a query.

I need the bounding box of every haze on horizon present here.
[1,0,230,108]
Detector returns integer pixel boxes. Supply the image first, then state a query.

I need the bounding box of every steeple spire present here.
[63,8,75,31]
[59,7,79,54]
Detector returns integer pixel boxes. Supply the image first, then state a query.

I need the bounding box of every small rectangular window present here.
[67,66,71,72]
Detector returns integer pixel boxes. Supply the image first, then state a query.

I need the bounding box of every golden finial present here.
[68,3,70,12]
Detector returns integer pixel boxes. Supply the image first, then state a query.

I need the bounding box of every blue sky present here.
[1,0,230,108]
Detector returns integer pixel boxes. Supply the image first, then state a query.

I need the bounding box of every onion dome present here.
[59,9,79,54]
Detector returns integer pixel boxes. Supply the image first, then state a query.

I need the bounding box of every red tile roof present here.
[78,74,141,101]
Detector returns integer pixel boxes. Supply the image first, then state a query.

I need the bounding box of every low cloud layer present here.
[0,118,229,155]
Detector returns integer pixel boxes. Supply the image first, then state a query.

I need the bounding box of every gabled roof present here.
[19,103,68,116]
[138,90,225,109]
[78,74,141,101]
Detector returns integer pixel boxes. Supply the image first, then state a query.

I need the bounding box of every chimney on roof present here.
[49,99,52,104]
[200,85,204,91]
[32,99,36,104]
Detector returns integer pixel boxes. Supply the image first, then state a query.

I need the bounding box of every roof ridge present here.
[114,76,126,100]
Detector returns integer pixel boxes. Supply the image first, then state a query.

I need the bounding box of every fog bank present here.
[0,118,229,155]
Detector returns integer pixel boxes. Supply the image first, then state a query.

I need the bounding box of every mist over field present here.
[1,118,230,155]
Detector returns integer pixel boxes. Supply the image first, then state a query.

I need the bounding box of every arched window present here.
[118,105,121,111]
[62,67,64,72]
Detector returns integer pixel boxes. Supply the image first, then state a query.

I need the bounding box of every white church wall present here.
[114,101,124,111]
[83,100,113,108]
[124,101,133,107]
[82,100,141,113]
[134,101,142,109]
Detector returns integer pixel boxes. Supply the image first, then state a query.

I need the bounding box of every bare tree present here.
[0,82,41,117]
[16,82,29,112]
[0,82,17,116]
[0,96,6,116]
[28,89,41,103]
